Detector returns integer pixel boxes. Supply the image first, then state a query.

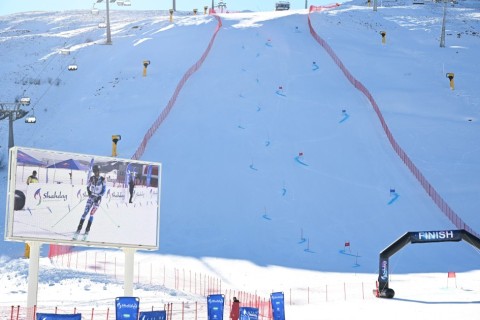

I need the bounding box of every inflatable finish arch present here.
[377,229,480,298]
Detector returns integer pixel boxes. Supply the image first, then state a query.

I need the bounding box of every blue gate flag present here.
[270,292,285,320]
[139,310,166,320]
[239,307,259,320]
[36,314,81,320]
[115,296,140,320]
[207,294,225,320]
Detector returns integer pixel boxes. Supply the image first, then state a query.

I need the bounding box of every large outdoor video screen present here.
[5,147,161,249]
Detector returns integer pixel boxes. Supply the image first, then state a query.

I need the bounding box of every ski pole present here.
[51,198,86,228]
[99,204,121,228]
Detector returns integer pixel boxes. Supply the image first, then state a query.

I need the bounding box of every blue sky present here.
[0,0,326,15]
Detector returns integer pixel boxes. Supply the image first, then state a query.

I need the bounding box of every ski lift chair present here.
[19,97,31,106]
[98,22,107,28]
[68,64,78,71]
[275,1,290,10]
[123,1,131,6]
[25,116,36,124]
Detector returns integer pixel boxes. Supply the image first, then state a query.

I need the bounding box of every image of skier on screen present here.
[73,164,106,240]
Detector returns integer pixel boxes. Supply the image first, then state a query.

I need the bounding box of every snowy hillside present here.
[0,0,479,292]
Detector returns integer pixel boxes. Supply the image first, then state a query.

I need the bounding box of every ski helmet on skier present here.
[93,165,100,173]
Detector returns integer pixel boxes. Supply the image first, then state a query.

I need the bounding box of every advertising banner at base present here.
[239,307,259,320]
[207,294,225,320]
[270,292,285,320]
[115,296,140,320]
[36,314,81,320]
[139,310,167,320]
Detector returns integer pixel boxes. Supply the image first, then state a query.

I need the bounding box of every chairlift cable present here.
[21,37,78,111]
[30,39,81,110]
[31,55,72,110]
[20,39,74,97]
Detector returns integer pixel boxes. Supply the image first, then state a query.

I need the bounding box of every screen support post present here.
[26,241,42,308]
[123,247,137,296]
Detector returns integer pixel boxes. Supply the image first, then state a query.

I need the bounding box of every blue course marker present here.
[388,192,400,205]
[294,156,308,166]
[339,249,362,257]
[339,112,350,123]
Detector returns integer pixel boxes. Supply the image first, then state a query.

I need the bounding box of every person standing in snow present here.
[73,164,106,240]
[230,297,240,320]
[128,174,135,203]
[26,170,38,185]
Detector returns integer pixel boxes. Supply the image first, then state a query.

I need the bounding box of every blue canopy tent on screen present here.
[17,150,45,166]
[46,158,90,184]
[47,159,89,170]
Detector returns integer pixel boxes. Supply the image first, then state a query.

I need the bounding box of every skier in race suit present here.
[74,164,106,239]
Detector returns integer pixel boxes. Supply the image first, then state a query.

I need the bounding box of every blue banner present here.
[146,165,152,187]
[124,163,132,187]
[36,314,81,320]
[270,292,285,320]
[86,158,94,181]
[115,296,140,320]
[139,310,166,320]
[207,294,225,320]
[239,307,258,320]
